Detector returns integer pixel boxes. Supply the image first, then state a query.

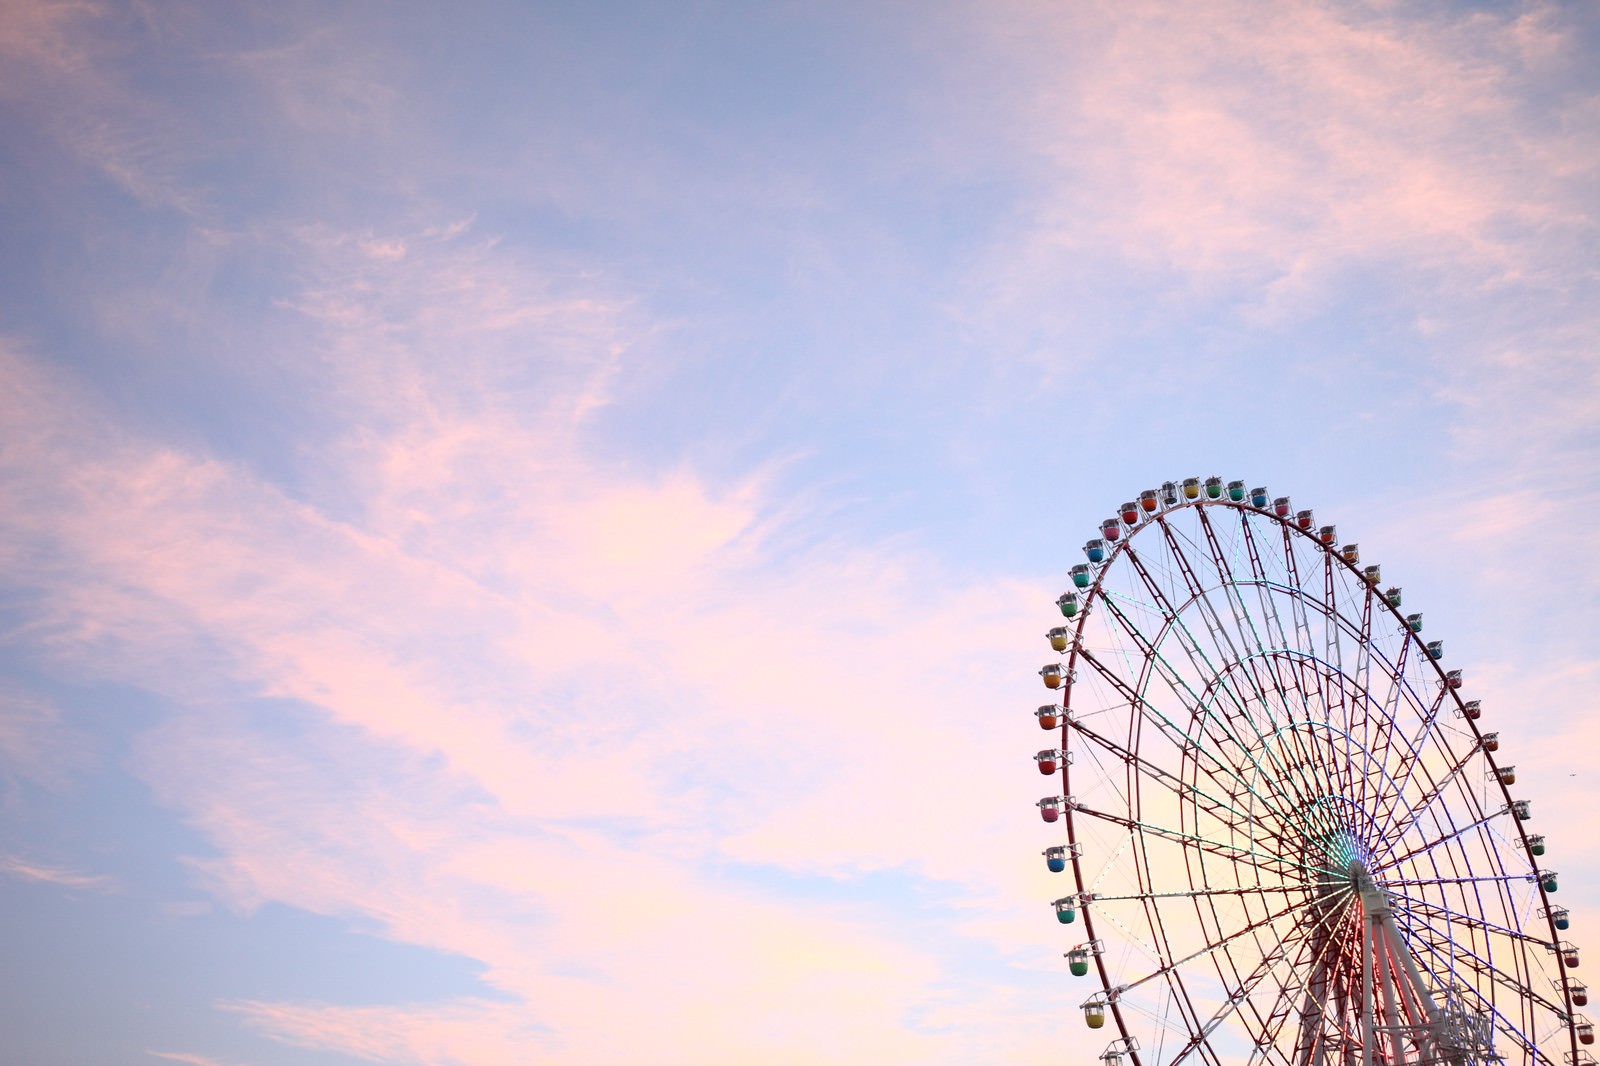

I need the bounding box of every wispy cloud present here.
[982,1,1596,303]
[0,687,94,786]
[0,201,1067,1059]
[0,0,100,81]
[948,0,1600,495]
[147,1051,246,1066]
[0,853,115,892]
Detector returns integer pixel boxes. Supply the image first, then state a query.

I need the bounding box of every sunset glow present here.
[1,2,1597,1063]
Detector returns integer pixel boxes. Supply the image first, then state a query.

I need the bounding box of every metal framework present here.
[1037,484,1584,1066]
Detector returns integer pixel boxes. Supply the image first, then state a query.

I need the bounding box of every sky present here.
[0,1,1597,1063]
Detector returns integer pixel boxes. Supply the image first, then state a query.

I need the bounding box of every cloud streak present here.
[0,853,115,892]
[989,1,1596,296]
[0,205,1064,1058]
[147,1052,242,1066]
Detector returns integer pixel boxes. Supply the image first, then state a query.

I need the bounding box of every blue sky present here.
[1,1,1597,1063]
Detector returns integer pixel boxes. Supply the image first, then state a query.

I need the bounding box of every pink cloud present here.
[146,1052,241,1066]
[0,687,93,786]
[962,1,1595,319]
[0,0,99,80]
[0,270,1076,1061]
[0,853,115,892]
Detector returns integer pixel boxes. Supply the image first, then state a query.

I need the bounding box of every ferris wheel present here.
[1034,479,1585,1066]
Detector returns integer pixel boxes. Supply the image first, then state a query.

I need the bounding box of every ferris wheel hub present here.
[1347,860,1392,917]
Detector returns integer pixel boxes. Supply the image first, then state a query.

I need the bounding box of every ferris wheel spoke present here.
[1350,591,1385,828]
[1236,516,1307,709]
[1388,920,1562,1059]
[1317,564,1381,837]
[1097,595,1241,735]
[1093,884,1320,905]
[1070,717,1261,829]
[1071,801,1323,879]
[1178,643,1332,820]
[1187,516,1344,817]
[1111,892,1329,1001]
[1221,653,1323,806]
[1132,519,1339,817]
[1228,865,1359,1052]
[1249,591,1408,811]
[1377,872,1530,889]
[1370,741,1485,858]
[1272,680,1357,831]
[1351,578,1376,706]
[1255,920,1365,1063]
[1318,545,1345,679]
[1231,667,1350,829]
[1099,565,1267,767]
[1075,642,1279,811]
[1092,601,1333,833]
[1366,651,1413,798]
[1114,987,1205,1064]
[1276,523,1319,656]
[1162,900,1337,1066]
[1277,544,1337,810]
[1100,592,1324,825]
[1193,525,1298,757]
[1196,515,1292,745]
[1373,805,1499,870]
[1203,518,1300,722]
[1386,888,1554,951]
[1363,672,1440,838]
[1372,606,1419,722]
[1361,647,1430,834]
[1153,518,1246,660]
[1204,654,1371,857]
[1118,532,1261,709]
[1253,904,1367,1065]
[1234,643,1333,804]
[1318,560,1365,803]
[1143,894,1227,1066]
[1195,507,1266,653]
[1116,544,1271,737]
[1376,878,1546,1022]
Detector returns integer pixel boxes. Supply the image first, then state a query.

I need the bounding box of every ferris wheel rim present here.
[1041,491,1578,1066]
